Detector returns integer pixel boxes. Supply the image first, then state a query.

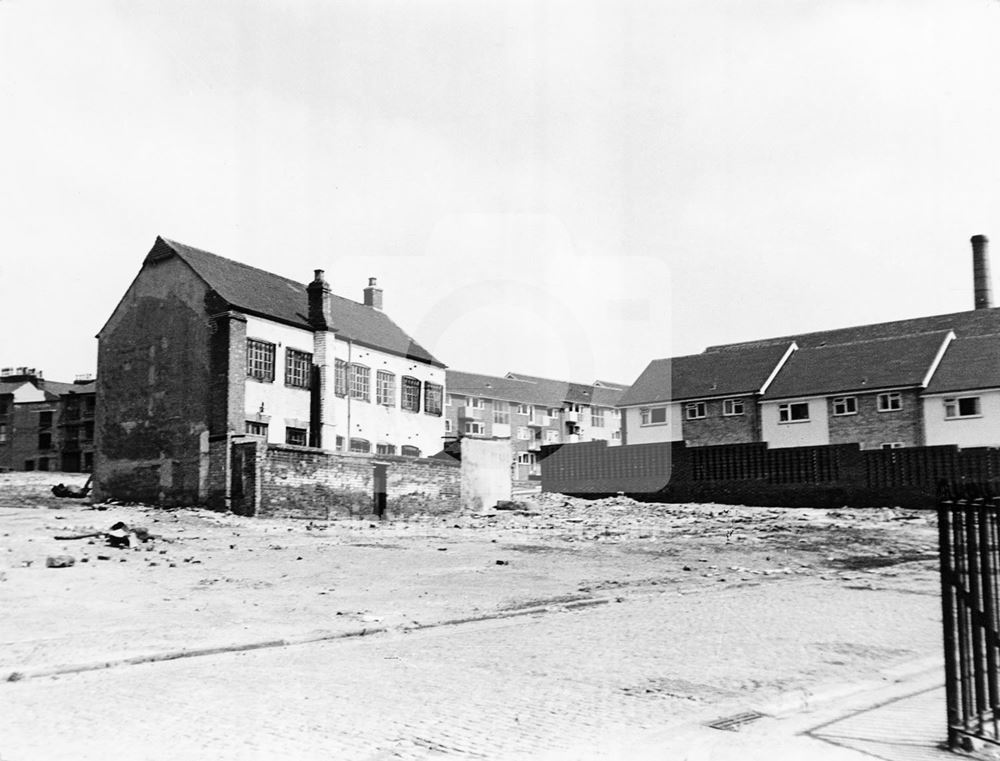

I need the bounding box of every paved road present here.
[0,578,940,761]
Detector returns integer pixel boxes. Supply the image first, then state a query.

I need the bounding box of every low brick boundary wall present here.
[232,441,460,519]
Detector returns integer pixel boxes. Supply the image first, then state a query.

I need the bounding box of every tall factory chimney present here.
[972,234,994,310]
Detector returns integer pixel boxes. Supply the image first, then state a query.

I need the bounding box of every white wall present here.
[243,316,446,455]
[923,390,1000,448]
[622,403,683,445]
[331,341,446,458]
[760,398,830,449]
[244,316,314,443]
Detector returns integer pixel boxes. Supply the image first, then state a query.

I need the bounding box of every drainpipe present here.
[346,338,352,450]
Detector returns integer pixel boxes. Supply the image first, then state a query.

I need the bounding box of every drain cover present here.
[706,711,767,731]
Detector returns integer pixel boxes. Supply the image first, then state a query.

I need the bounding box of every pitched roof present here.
[617,343,793,407]
[446,370,627,408]
[503,373,627,407]
[925,334,1000,394]
[151,237,444,367]
[707,307,1000,352]
[762,331,952,400]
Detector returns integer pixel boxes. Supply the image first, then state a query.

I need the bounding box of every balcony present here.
[562,410,581,423]
[527,441,541,451]
[458,406,485,420]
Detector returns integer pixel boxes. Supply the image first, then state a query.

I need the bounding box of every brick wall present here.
[827,389,924,449]
[238,442,461,519]
[680,396,758,446]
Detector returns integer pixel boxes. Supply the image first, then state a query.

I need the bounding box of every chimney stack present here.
[307,269,333,329]
[972,235,994,310]
[363,277,383,310]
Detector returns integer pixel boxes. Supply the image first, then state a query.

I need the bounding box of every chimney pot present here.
[972,234,994,310]
[364,276,383,310]
[307,269,333,329]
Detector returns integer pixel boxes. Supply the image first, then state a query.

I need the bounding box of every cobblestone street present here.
[0,474,945,759]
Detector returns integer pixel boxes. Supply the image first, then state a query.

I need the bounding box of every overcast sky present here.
[2,0,1000,387]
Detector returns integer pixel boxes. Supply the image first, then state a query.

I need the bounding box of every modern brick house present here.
[0,367,95,472]
[94,236,446,506]
[616,344,795,447]
[445,370,626,480]
[759,331,953,450]
[922,334,1000,448]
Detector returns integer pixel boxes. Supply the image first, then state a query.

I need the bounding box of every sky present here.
[2,0,1000,387]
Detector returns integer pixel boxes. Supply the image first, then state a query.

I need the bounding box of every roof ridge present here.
[162,237,308,292]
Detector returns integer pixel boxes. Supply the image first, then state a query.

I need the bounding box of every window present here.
[881,442,904,450]
[284,349,312,389]
[349,438,370,453]
[376,443,396,456]
[532,406,548,425]
[444,419,453,434]
[0,400,8,415]
[465,421,485,436]
[612,430,621,440]
[778,402,810,423]
[401,445,421,458]
[517,426,530,440]
[832,397,857,416]
[37,457,49,471]
[877,392,902,412]
[246,421,268,438]
[515,404,530,416]
[376,371,395,406]
[38,432,52,450]
[425,383,443,416]
[0,423,6,442]
[591,407,606,427]
[640,407,668,426]
[493,401,510,425]
[944,397,982,419]
[685,402,707,420]
[24,460,35,471]
[83,422,94,442]
[349,364,370,402]
[285,427,307,446]
[723,399,744,416]
[468,397,484,409]
[39,411,53,429]
[516,452,536,465]
[335,435,345,451]
[402,377,421,412]
[334,359,348,397]
[246,339,276,382]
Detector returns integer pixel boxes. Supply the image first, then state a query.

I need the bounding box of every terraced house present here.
[445,370,626,479]
[95,237,446,505]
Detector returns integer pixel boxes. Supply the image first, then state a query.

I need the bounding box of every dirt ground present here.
[0,472,941,681]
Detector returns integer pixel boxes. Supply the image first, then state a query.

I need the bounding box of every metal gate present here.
[939,487,1000,749]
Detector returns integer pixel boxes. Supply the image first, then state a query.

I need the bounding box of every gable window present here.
[246,339,276,382]
[591,407,606,427]
[376,371,395,407]
[723,399,744,416]
[402,377,421,412]
[877,392,902,412]
[778,402,810,423]
[424,382,443,416]
[944,396,982,419]
[334,359,348,397]
[401,445,421,458]
[285,427,307,446]
[284,349,312,389]
[685,402,707,420]
[246,421,268,438]
[493,400,510,425]
[376,443,396,456]
[349,438,370,454]
[640,407,668,426]
[832,397,857,416]
[349,364,370,402]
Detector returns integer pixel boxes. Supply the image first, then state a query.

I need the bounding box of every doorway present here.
[373,464,388,518]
